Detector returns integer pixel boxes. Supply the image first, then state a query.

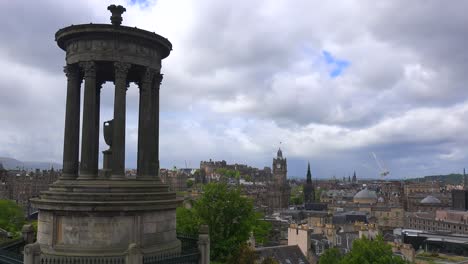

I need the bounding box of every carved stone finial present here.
[107,5,126,26]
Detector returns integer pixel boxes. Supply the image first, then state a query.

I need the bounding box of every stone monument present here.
[29,4,181,262]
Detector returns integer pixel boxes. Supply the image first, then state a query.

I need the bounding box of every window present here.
[336,236,342,245]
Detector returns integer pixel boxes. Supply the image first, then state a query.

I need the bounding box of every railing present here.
[142,233,200,264]
[0,233,201,264]
[40,255,125,264]
[177,233,199,254]
[0,239,25,254]
[0,248,23,264]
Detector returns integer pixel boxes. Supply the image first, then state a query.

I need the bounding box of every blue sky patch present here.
[322,50,350,78]
[128,0,151,7]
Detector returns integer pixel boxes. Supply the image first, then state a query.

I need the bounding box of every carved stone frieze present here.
[66,39,160,69]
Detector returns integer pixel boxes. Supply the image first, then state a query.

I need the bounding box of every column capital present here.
[79,61,96,78]
[114,62,131,78]
[63,64,81,80]
[153,73,163,90]
[141,68,157,84]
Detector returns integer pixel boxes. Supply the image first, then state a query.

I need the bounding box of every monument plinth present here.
[30,5,181,261]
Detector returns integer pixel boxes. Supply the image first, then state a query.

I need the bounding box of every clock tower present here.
[273,148,287,185]
[268,147,290,209]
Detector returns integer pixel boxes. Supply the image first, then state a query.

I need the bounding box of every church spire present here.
[306,162,312,183]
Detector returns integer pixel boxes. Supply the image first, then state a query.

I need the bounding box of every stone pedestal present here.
[31,180,182,258]
[102,149,112,178]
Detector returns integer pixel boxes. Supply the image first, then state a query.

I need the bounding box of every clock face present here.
[276,163,281,169]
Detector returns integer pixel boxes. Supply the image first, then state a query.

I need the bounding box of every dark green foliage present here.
[319,236,409,264]
[227,244,279,264]
[318,247,343,264]
[260,257,279,264]
[175,183,272,262]
[227,244,257,264]
[176,207,200,235]
[290,185,304,205]
[186,179,194,188]
[196,183,256,260]
[215,168,240,179]
[0,200,25,237]
[252,212,272,245]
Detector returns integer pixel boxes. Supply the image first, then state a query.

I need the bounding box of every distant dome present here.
[420,195,441,204]
[353,188,378,204]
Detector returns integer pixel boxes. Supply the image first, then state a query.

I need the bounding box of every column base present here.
[110,174,126,180]
[59,174,78,180]
[77,174,97,180]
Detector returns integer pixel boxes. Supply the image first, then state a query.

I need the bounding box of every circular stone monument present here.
[30,5,181,260]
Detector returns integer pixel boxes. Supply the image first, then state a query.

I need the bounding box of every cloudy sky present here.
[1,0,468,179]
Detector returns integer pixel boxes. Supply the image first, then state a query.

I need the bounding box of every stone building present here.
[320,190,355,204]
[0,163,7,199]
[199,159,272,183]
[403,185,450,212]
[405,185,468,234]
[353,188,378,204]
[160,168,189,192]
[327,189,405,230]
[267,148,290,209]
[0,168,59,214]
[405,211,468,234]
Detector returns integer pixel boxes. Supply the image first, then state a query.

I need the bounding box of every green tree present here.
[341,235,407,264]
[0,200,25,237]
[252,212,272,245]
[176,207,200,235]
[290,185,304,205]
[176,183,271,262]
[196,183,257,261]
[186,179,194,188]
[227,243,257,264]
[319,247,343,264]
[315,188,325,201]
[243,174,253,182]
[227,244,280,264]
[261,257,279,264]
[319,236,408,264]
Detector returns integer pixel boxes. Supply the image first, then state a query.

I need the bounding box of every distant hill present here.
[0,157,61,170]
[406,173,464,185]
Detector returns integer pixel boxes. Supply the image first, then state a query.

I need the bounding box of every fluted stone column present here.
[61,64,82,180]
[79,61,99,179]
[111,62,131,179]
[137,68,155,179]
[150,73,162,178]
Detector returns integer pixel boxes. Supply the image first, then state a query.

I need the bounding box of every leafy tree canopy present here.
[319,235,409,264]
[0,200,25,236]
[176,183,271,262]
[318,247,343,264]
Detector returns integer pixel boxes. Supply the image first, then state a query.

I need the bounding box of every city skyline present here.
[1,0,468,178]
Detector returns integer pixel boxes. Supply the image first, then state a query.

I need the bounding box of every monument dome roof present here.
[420,195,441,204]
[354,188,377,201]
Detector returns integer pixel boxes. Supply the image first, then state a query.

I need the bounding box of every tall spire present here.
[306,162,312,183]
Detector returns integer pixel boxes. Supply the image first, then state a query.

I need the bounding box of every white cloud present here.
[0,0,467,178]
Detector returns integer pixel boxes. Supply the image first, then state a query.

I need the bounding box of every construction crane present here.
[371,152,390,177]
